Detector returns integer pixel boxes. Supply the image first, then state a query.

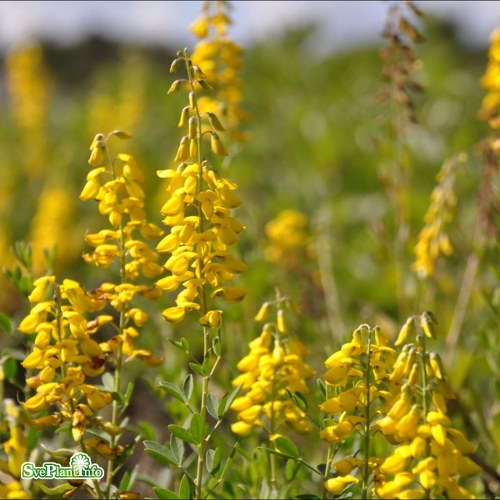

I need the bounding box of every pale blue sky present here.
[0,1,498,53]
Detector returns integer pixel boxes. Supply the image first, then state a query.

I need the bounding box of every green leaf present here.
[189,362,207,377]
[182,374,194,402]
[153,486,178,499]
[286,390,308,412]
[168,424,196,445]
[143,440,178,466]
[285,458,296,481]
[170,435,184,465]
[206,448,221,474]
[212,335,221,357]
[39,483,74,496]
[274,436,300,458]
[124,381,135,404]
[206,393,220,420]
[102,373,114,392]
[119,465,138,492]
[0,313,12,333]
[296,495,322,499]
[3,357,17,381]
[178,474,191,500]
[159,381,187,404]
[317,379,327,398]
[169,337,190,354]
[189,413,204,444]
[202,351,211,374]
[218,384,242,418]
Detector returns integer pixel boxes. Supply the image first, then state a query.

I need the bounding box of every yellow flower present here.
[231,301,314,439]
[413,156,461,279]
[324,475,359,494]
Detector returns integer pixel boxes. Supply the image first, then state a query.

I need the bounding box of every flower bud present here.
[211,132,228,156]
[207,112,225,131]
[167,80,181,95]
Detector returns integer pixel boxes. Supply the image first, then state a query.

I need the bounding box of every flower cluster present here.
[81,131,164,280]
[190,0,247,143]
[479,29,500,129]
[318,314,481,498]
[230,297,314,437]
[375,313,480,499]
[264,209,311,270]
[0,400,30,499]
[158,49,246,326]
[5,44,51,145]
[87,49,148,138]
[413,155,463,278]
[320,325,397,495]
[19,277,113,442]
[30,185,77,274]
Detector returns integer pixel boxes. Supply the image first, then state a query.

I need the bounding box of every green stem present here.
[104,141,127,500]
[183,49,212,500]
[420,328,431,499]
[322,444,335,500]
[362,330,373,500]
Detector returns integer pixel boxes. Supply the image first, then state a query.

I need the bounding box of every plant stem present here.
[361,329,373,500]
[182,49,213,500]
[419,327,431,499]
[105,142,127,500]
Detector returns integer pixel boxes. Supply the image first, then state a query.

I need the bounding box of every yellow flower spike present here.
[324,475,359,494]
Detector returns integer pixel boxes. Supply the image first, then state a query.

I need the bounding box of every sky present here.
[0,1,498,53]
